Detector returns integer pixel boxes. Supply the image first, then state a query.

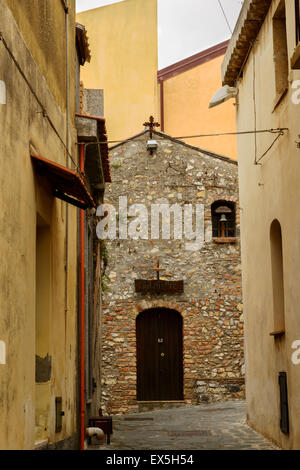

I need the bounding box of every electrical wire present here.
[253,46,258,164]
[235,41,254,86]
[173,129,287,139]
[2,27,285,169]
[256,131,285,165]
[77,128,288,146]
[217,0,233,35]
[60,0,68,12]
[78,128,288,165]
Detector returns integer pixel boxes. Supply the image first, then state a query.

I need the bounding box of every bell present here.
[220,214,227,223]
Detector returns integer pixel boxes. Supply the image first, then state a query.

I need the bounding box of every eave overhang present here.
[76,23,91,66]
[31,154,95,210]
[221,0,272,87]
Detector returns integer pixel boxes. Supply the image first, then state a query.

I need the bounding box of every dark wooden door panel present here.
[136,308,183,401]
[158,309,183,400]
[136,309,159,401]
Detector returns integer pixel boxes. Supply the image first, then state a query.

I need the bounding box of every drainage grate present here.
[167,430,212,437]
[124,417,154,422]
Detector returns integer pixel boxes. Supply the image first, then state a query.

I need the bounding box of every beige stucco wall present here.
[161,55,237,159]
[77,0,158,143]
[0,0,78,449]
[4,0,76,116]
[234,0,300,449]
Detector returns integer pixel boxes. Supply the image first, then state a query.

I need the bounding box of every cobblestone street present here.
[93,401,279,451]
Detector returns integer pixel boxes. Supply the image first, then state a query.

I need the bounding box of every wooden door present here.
[136,308,183,401]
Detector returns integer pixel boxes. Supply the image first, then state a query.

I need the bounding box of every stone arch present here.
[211,200,236,238]
[204,196,239,241]
[135,299,184,317]
[207,194,239,207]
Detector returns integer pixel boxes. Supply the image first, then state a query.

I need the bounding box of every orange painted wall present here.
[160,54,237,159]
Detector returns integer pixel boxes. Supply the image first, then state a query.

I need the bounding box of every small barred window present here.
[211,201,236,239]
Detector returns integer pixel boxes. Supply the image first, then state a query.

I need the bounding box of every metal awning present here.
[31,154,95,210]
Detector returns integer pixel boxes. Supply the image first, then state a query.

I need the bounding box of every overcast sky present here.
[76,0,243,69]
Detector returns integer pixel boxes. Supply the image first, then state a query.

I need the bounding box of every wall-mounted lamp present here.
[147,139,158,155]
[209,85,238,109]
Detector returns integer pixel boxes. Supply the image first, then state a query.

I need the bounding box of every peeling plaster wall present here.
[4,0,76,116]
[0,1,78,450]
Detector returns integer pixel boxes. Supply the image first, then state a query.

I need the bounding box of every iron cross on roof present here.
[143,116,160,139]
[152,257,165,280]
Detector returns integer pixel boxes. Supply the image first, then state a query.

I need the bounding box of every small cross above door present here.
[152,257,165,280]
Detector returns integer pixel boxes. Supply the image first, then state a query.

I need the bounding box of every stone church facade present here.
[99,130,244,415]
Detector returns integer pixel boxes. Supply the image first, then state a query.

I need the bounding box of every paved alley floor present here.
[93,400,279,451]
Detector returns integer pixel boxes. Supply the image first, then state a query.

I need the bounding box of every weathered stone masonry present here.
[100,131,244,415]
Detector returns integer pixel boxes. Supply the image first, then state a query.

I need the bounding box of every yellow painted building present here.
[222,0,300,449]
[77,0,158,143]
[158,41,237,159]
[0,0,101,450]
[77,0,237,159]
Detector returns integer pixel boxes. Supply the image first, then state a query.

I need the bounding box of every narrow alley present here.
[90,401,279,451]
[1,0,300,452]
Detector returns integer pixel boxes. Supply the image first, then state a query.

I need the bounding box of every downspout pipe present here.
[65,0,70,158]
[59,0,71,447]
[80,143,85,450]
[63,0,70,366]
[159,78,164,132]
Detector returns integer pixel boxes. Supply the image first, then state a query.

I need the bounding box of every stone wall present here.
[99,131,244,415]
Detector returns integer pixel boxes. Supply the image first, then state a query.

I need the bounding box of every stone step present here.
[137,401,186,413]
